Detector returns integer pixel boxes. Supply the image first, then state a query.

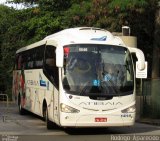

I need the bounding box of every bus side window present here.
[44,45,59,89]
[23,52,28,69]
[34,46,44,68]
[26,50,34,69]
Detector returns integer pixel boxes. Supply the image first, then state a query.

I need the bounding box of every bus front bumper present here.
[60,113,135,127]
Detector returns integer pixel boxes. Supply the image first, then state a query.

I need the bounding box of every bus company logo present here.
[84,102,123,106]
[91,36,107,41]
[40,80,46,87]
[39,73,46,87]
[27,80,39,86]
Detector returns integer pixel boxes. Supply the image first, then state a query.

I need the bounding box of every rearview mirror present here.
[128,47,147,78]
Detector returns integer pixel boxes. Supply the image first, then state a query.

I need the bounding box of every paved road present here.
[0,102,160,141]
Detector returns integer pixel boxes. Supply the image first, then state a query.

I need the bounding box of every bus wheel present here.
[45,108,54,129]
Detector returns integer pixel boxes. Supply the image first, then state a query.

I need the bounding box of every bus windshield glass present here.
[62,44,134,97]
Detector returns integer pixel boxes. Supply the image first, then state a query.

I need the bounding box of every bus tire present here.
[45,108,54,129]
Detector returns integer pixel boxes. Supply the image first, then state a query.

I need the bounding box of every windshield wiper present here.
[101,80,118,94]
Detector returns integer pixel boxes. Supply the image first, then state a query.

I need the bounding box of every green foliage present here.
[38,0,72,12]
[64,1,92,27]
[108,0,148,11]
[0,5,17,96]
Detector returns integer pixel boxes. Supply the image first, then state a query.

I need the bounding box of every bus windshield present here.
[62,44,134,97]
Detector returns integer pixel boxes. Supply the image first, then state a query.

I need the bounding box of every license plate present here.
[95,117,107,122]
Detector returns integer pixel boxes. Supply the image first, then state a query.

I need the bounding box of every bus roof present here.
[16,27,125,54]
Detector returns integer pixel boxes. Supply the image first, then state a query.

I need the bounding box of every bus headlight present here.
[121,105,135,113]
[60,103,80,113]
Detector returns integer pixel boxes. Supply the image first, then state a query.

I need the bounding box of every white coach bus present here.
[12,27,147,129]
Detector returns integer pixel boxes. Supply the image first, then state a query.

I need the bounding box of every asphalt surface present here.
[0,102,160,141]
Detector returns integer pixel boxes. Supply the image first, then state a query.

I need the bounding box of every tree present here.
[0,5,17,94]
[63,1,92,27]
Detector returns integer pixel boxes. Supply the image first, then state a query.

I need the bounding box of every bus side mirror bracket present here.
[129,47,147,78]
[56,46,64,68]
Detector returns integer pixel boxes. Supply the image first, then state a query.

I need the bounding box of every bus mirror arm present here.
[56,46,64,68]
[128,48,145,70]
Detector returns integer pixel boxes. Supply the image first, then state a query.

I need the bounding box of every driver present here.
[74,58,91,73]
[66,57,92,91]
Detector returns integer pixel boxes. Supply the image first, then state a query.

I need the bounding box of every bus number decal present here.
[79,48,88,52]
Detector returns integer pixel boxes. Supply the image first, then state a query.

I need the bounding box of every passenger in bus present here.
[103,64,117,85]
